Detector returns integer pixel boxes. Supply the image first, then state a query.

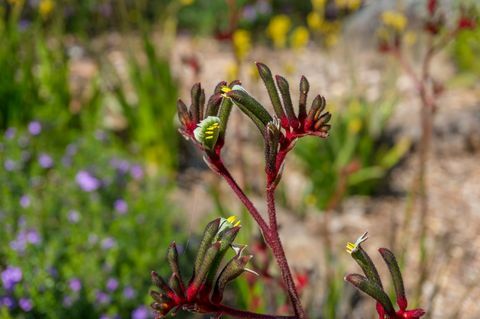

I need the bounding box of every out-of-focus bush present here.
[106,34,179,175]
[452,26,480,74]
[295,97,410,210]
[0,128,186,318]
[0,15,101,137]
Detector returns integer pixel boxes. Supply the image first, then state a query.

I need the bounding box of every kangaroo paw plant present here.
[151,62,331,319]
[344,233,425,319]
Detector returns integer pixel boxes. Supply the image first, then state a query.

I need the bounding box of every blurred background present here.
[0,0,479,318]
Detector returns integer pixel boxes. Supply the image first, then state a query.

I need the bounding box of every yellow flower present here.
[348,118,362,134]
[249,64,260,82]
[226,63,238,82]
[311,0,326,10]
[307,12,323,31]
[346,232,368,254]
[324,33,339,47]
[39,0,54,19]
[335,0,362,10]
[180,0,194,6]
[233,29,251,61]
[283,62,295,75]
[381,10,407,32]
[403,31,417,46]
[267,15,291,48]
[290,26,310,51]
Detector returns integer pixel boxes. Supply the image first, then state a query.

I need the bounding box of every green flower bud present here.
[193,116,222,150]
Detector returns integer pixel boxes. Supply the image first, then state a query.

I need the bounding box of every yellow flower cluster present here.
[381,10,407,32]
[267,15,291,48]
[335,0,362,11]
[311,0,326,10]
[233,29,252,61]
[39,0,54,19]
[290,26,310,51]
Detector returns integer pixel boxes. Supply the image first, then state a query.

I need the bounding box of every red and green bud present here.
[379,248,407,310]
[226,88,273,133]
[298,75,310,121]
[194,218,221,276]
[275,75,300,129]
[188,241,221,301]
[167,242,185,297]
[211,254,253,303]
[256,62,285,120]
[345,274,396,317]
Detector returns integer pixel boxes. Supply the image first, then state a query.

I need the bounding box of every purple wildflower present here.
[10,229,41,252]
[19,298,33,312]
[130,165,144,180]
[114,199,128,215]
[68,210,80,223]
[0,296,15,309]
[4,127,16,139]
[1,266,22,290]
[63,296,74,307]
[96,291,111,305]
[123,286,136,299]
[101,237,116,250]
[4,159,16,171]
[69,278,82,292]
[28,121,42,136]
[242,5,257,21]
[95,130,107,141]
[110,158,130,173]
[20,195,31,208]
[106,278,119,292]
[26,229,41,245]
[132,305,150,319]
[38,153,53,168]
[75,171,100,192]
[66,144,77,156]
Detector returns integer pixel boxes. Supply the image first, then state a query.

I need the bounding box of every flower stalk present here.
[157,62,331,318]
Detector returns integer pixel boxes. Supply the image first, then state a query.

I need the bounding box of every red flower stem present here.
[215,161,271,237]
[266,186,306,319]
[215,157,305,318]
[214,303,296,319]
[267,184,278,231]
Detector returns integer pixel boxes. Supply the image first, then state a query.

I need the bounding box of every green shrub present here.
[295,97,410,210]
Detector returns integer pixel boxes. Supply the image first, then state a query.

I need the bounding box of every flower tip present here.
[346,232,369,254]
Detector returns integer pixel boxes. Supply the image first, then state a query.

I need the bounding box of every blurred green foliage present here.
[452,26,480,75]
[295,97,410,211]
[106,34,179,175]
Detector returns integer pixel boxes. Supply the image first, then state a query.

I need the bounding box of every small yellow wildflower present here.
[311,0,326,10]
[283,62,296,75]
[290,26,310,51]
[39,0,54,19]
[348,118,362,134]
[403,31,417,46]
[233,29,251,61]
[346,232,368,254]
[267,15,291,48]
[307,12,323,31]
[180,0,194,6]
[324,33,339,47]
[381,10,407,32]
[226,63,238,82]
[249,64,260,82]
[335,0,362,11]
